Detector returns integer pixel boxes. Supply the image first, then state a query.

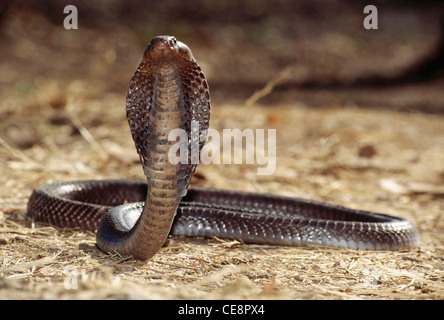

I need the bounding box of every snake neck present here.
[144,65,190,193]
[123,64,197,260]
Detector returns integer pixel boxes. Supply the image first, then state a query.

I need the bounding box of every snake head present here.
[143,35,195,63]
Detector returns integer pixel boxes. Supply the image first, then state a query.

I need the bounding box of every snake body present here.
[27,36,419,260]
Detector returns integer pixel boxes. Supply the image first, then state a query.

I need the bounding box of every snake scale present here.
[27,36,419,260]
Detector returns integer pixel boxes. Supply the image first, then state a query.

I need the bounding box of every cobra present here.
[27,36,419,260]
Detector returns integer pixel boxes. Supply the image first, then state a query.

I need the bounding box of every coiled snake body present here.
[27,36,419,260]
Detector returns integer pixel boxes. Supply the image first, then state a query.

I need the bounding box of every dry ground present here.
[0,6,443,300]
[1,102,443,300]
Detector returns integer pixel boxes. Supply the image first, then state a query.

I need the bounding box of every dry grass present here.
[1,99,443,299]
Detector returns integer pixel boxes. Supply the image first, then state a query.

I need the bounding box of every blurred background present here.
[1,0,443,112]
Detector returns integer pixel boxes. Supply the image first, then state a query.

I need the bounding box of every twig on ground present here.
[244,67,292,107]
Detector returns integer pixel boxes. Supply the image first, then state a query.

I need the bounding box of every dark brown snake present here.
[27,36,419,260]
